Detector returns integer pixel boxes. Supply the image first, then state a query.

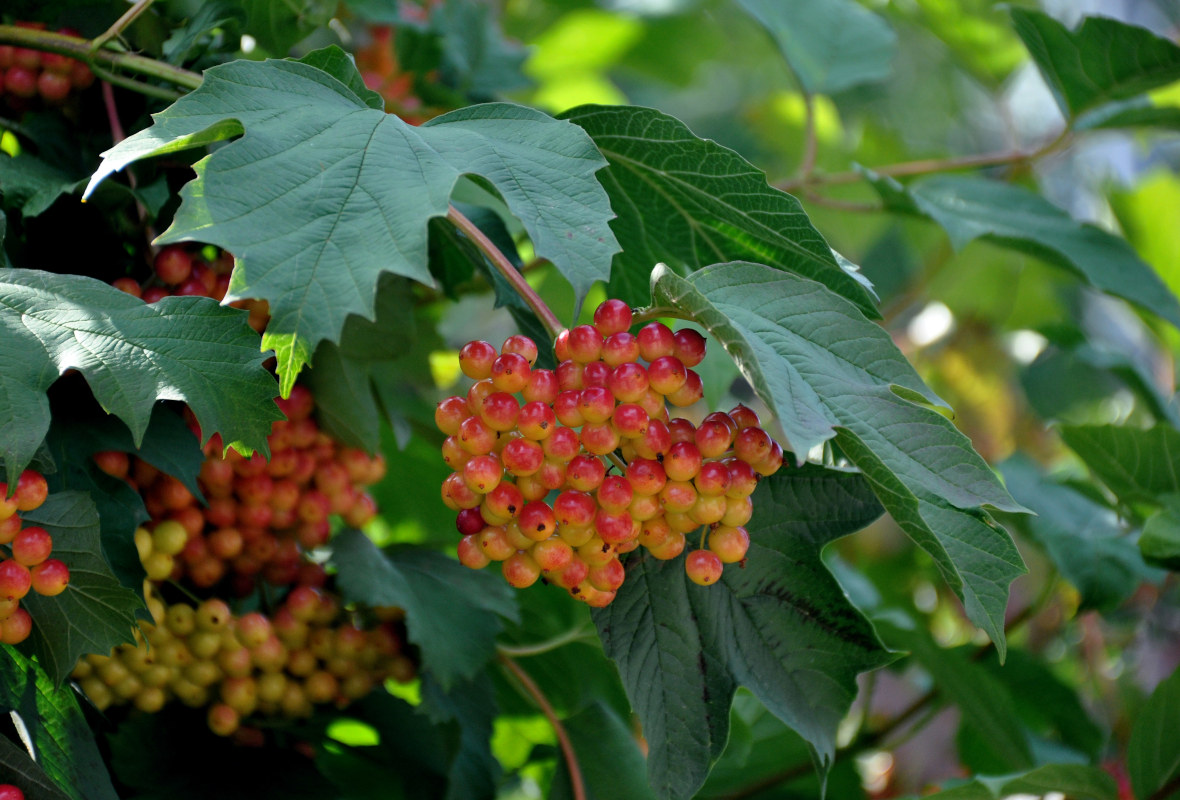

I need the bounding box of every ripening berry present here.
[208,703,241,736]
[518,501,557,541]
[588,558,626,592]
[0,784,26,800]
[685,549,723,585]
[583,360,611,388]
[11,526,52,566]
[456,535,491,569]
[550,558,589,590]
[596,475,634,513]
[480,392,520,432]
[29,559,69,596]
[566,325,604,363]
[672,329,707,367]
[491,352,531,394]
[435,396,471,435]
[0,516,19,546]
[517,401,557,440]
[13,471,48,512]
[458,340,497,379]
[0,608,32,645]
[602,332,640,366]
[667,369,704,407]
[521,369,559,404]
[532,537,574,572]
[502,551,541,588]
[0,560,32,600]
[593,298,632,336]
[501,334,539,366]
[665,441,703,483]
[566,455,606,492]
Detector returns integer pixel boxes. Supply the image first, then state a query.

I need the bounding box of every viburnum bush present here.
[2,2,1180,799]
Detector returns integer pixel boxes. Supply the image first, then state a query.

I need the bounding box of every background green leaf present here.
[734,0,896,94]
[0,269,280,486]
[918,763,1117,800]
[1127,665,1180,800]
[593,466,892,799]
[330,531,519,688]
[1059,424,1180,508]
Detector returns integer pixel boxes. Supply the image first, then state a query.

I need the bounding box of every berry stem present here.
[0,25,201,93]
[91,0,157,53]
[446,205,565,340]
[495,624,596,657]
[631,304,691,325]
[498,652,586,800]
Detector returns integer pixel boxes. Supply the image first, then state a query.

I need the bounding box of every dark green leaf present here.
[431,0,531,98]
[1127,665,1180,800]
[1141,496,1180,569]
[330,531,519,688]
[734,0,896,94]
[593,466,892,799]
[1000,456,1157,609]
[0,269,280,487]
[0,645,118,800]
[550,701,654,800]
[867,173,1180,330]
[161,0,246,64]
[297,46,386,110]
[419,672,501,800]
[0,152,81,218]
[0,734,71,800]
[18,492,145,684]
[562,105,878,315]
[240,0,336,54]
[87,57,618,393]
[1059,424,1180,507]
[919,763,1117,800]
[1010,8,1180,118]
[651,262,1026,656]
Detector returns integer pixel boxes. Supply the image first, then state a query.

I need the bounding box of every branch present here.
[499,653,586,800]
[0,25,201,92]
[797,90,819,185]
[496,624,596,657]
[92,0,157,52]
[777,130,1072,193]
[446,205,565,340]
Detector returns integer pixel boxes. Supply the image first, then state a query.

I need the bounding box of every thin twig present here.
[797,91,818,185]
[631,305,690,325]
[0,25,201,92]
[446,205,565,339]
[496,624,596,658]
[499,652,586,800]
[91,0,157,52]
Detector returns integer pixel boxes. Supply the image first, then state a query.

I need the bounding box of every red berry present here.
[672,329,707,367]
[459,341,497,379]
[638,322,675,361]
[566,455,606,492]
[582,361,611,388]
[0,784,26,800]
[4,66,37,98]
[501,334,539,366]
[593,298,632,336]
[626,458,667,496]
[596,475,633,513]
[554,491,596,528]
[0,560,32,600]
[608,362,649,402]
[601,332,640,366]
[11,526,52,566]
[37,70,72,102]
[518,501,557,541]
[0,516,20,546]
[667,369,704,407]
[491,353,530,394]
[580,422,621,456]
[0,608,32,645]
[542,427,581,462]
[611,403,649,438]
[695,420,734,459]
[532,537,574,572]
[517,401,557,440]
[111,277,143,298]
[578,386,615,424]
[588,558,626,592]
[456,508,486,536]
[502,551,541,588]
[556,361,585,392]
[521,369,559,404]
[709,525,750,563]
[566,325,603,363]
[483,481,524,520]
[480,392,520,432]
[502,438,544,476]
[14,470,48,511]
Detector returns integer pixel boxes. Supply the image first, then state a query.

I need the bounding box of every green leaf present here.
[161,0,246,64]
[1141,496,1180,569]
[1058,423,1180,507]
[430,0,532,98]
[1000,456,1157,609]
[918,764,1117,800]
[18,491,145,684]
[650,262,1026,657]
[330,531,519,688]
[418,672,502,800]
[867,173,1180,330]
[550,701,655,800]
[1128,665,1180,800]
[0,645,119,800]
[734,0,896,94]
[0,734,71,800]
[1075,97,1180,132]
[0,268,281,487]
[875,616,1034,771]
[0,151,82,217]
[240,0,335,54]
[561,105,878,316]
[593,466,893,799]
[296,45,386,110]
[1010,8,1180,119]
[86,55,619,394]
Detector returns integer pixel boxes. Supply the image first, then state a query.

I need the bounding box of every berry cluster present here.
[112,244,270,333]
[436,298,783,605]
[1,470,69,645]
[0,25,94,107]
[72,583,414,737]
[94,386,383,596]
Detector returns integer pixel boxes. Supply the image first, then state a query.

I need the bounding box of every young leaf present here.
[593,466,893,799]
[0,645,119,800]
[734,0,896,94]
[561,105,878,315]
[0,269,280,486]
[1127,665,1180,800]
[18,491,145,684]
[329,531,519,688]
[85,51,619,394]
[1000,456,1157,609]
[1058,423,1180,507]
[1010,8,1180,119]
[651,261,1027,656]
[866,173,1180,330]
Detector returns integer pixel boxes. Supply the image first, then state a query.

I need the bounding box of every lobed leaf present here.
[0,645,119,800]
[734,0,896,94]
[651,262,1027,656]
[18,491,145,684]
[593,466,892,799]
[1010,8,1180,119]
[330,531,519,688]
[866,173,1180,330]
[0,268,280,486]
[85,50,619,394]
[561,104,877,315]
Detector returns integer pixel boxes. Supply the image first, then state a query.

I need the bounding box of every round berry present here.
[593,298,632,335]
[0,560,32,600]
[0,608,32,645]
[502,334,539,366]
[685,549,723,586]
[13,471,48,512]
[672,329,707,367]
[11,526,53,566]
[459,340,497,379]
